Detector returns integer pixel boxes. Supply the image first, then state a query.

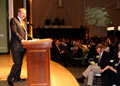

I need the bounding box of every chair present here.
[72,48,83,66]
[72,56,83,66]
[93,73,102,86]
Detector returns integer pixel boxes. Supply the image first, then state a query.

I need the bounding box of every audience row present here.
[51,36,120,86]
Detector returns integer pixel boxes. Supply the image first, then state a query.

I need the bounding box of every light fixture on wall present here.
[118,26,120,31]
[107,27,114,31]
[58,0,63,8]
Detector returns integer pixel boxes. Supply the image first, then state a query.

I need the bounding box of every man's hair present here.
[96,43,104,49]
[18,8,26,13]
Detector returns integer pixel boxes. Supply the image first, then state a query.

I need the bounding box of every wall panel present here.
[32,0,84,28]
[0,0,8,53]
[31,0,120,37]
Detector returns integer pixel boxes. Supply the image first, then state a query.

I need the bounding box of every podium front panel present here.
[27,49,50,86]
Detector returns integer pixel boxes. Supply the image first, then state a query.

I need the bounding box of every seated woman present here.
[101,50,120,86]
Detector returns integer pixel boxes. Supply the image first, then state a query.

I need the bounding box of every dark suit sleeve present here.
[100,52,110,69]
[10,18,24,42]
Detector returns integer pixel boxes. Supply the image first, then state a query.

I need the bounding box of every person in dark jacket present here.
[77,43,110,86]
[100,50,120,86]
[7,8,32,86]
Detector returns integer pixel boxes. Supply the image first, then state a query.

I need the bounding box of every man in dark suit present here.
[51,40,61,62]
[77,43,110,86]
[7,8,30,86]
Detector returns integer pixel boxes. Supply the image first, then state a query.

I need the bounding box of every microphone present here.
[27,22,36,27]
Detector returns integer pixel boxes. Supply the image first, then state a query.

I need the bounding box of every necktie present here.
[98,55,101,63]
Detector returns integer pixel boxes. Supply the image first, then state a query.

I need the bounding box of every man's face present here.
[96,48,102,54]
[18,9,26,20]
[118,51,120,59]
[56,40,60,45]
[118,44,120,50]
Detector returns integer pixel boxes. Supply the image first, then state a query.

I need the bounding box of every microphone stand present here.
[34,26,40,39]
[27,22,40,39]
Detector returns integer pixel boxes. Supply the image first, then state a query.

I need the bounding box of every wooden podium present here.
[22,39,53,86]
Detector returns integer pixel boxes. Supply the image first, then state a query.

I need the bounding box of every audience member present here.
[113,43,120,60]
[86,39,97,62]
[72,41,83,59]
[77,43,110,86]
[103,40,110,53]
[51,40,61,62]
[100,50,120,86]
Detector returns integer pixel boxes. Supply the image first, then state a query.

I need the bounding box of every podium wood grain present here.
[22,39,53,86]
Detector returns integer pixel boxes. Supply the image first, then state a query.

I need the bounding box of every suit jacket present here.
[59,43,68,52]
[106,59,120,85]
[51,42,61,58]
[10,17,27,52]
[114,61,120,85]
[95,51,110,69]
[87,45,97,60]
[95,51,110,86]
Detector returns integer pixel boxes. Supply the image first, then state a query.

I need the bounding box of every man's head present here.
[17,8,26,20]
[96,43,104,54]
[118,50,120,59]
[55,40,60,45]
[118,43,120,50]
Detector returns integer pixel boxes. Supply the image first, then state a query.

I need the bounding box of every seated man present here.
[100,50,120,86]
[77,43,110,86]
